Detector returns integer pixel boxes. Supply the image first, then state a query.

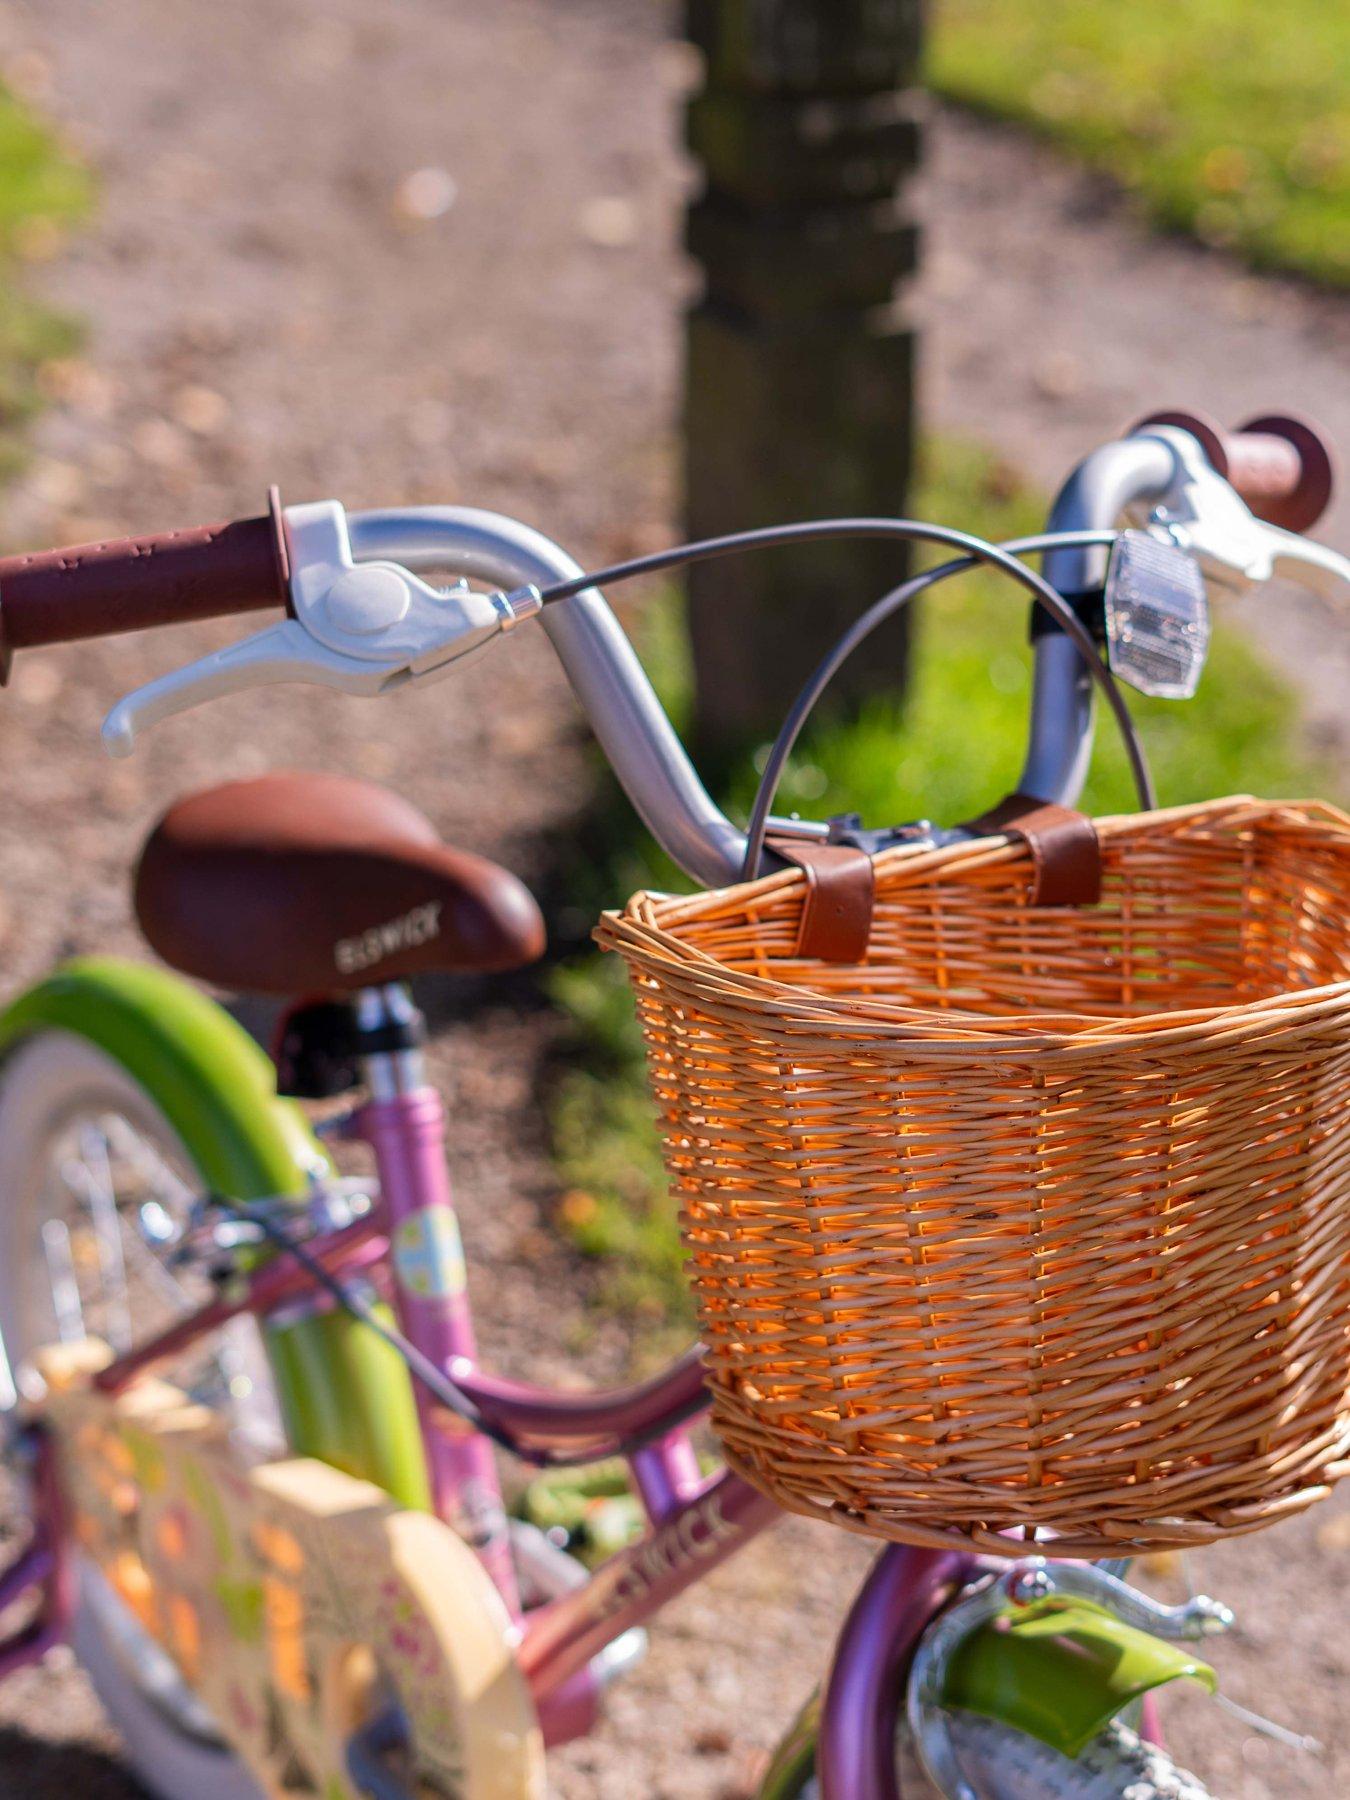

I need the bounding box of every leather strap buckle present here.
[768,838,875,962]
[966,793,1102,907]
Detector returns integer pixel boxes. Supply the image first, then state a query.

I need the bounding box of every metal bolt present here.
[1006,1562,1055,1606]
[1190,1595,1236,1637]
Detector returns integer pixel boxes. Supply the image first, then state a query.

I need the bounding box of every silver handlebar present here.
[1019,433,1181,805]
[348,441,1176,887]
[347,507,769,887]
[96,428,1344,870]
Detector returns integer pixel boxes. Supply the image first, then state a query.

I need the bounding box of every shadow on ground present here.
[0,1727,148,1796]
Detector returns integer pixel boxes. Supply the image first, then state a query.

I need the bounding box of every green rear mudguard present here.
[0,956,430,1511]
[758,1596,1214,1797]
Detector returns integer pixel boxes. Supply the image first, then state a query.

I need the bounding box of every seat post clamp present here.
[273,996,426,1100]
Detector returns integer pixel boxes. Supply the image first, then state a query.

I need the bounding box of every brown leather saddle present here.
[134,772,546,995]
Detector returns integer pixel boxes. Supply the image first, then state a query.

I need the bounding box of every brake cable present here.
[531,518,1153,860]
[741,528,1129,879]
[218,1199,707,1469]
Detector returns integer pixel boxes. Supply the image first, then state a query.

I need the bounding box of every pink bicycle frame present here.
[7,1064,970,1799]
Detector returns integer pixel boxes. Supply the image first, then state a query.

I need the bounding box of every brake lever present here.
[101,500,541,755]
[1141,425,1350,605]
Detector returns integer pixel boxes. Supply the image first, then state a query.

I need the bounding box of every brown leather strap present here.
[966,793,1102,907]
[769,838,875,962]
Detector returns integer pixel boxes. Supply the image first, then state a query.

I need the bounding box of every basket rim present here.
[597,794,1350,1051]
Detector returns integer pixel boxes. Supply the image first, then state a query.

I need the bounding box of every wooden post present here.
[684,0,923,760]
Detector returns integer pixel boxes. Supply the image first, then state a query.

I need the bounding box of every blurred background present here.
[0,0,1345,1794]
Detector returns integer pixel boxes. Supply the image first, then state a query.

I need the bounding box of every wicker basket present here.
[597,798,1350,1556]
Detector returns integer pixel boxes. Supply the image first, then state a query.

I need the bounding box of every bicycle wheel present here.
[0,1029,269,1800]
[790,1713,1215,1799]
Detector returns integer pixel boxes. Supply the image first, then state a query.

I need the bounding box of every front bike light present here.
[1103,530,1211,699]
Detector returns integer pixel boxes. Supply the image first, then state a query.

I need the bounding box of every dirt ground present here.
[0,0,1344,1796]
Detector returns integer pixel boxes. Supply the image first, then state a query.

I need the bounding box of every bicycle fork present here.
[816,1548,970,1800]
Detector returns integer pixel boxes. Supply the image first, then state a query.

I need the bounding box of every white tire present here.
[0,1031,266,1800]
[911,1713,1214,1799]
[798,1712,1216,1799]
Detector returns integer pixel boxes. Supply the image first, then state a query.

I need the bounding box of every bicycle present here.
[0,406,1341,1800]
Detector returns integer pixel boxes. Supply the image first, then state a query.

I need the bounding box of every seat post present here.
[348,980,520,1610]
[353,982,427,1099]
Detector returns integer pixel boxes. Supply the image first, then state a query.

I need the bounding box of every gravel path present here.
[0,2,1344,1796]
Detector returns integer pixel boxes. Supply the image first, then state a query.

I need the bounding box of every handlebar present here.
[0,489,289,674]
[347,507,765,887]
[1130,409,1334,534]
[0,414,1341,889]
[1022,412,1341,809]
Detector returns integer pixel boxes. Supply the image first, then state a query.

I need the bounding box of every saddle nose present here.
[134,771,546,996]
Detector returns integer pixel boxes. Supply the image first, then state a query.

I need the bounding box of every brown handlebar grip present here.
[0,486,290,679]
[1131,408,1335,534]
[1226,414,1334,534]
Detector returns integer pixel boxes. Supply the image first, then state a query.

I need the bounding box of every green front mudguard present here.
[0,955,430,1511]
[758,1595,1214,1797]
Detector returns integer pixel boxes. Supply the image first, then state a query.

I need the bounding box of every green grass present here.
[0,87,89,475]
[930,0,1350,286]
[544,438,1337,1335]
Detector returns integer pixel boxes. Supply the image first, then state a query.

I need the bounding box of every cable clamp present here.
[491,585,543,630]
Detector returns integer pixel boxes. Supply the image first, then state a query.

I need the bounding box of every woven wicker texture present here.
[597,798,1350,1556]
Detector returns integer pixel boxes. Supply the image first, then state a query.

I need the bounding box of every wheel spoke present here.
[41,1216,85,1343]
[0,1038,281,1764]
[105,1113,196,1213]
[57,1112,206,1342]
[77,1123,134,1351]
[117,1217,195,1311]
[0,1327,18,1414]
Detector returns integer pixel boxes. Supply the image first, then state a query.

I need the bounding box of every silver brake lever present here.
[1142,425,1350,604]
[101,500,542,756]
[1263,529,1350,605]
